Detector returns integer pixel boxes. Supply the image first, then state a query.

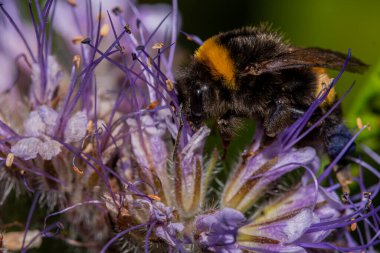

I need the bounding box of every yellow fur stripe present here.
[313,68,336,107]
[194,37,237,89]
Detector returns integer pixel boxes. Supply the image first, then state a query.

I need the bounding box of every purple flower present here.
[196,208,246,253]
[0,1,379,253]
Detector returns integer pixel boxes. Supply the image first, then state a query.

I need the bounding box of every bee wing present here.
[247,47,368,75]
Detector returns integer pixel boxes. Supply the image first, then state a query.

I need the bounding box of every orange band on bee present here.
[195,37,237,90]
[313,68,336,107]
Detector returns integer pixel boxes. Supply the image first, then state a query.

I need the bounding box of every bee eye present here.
[190,88,204,124]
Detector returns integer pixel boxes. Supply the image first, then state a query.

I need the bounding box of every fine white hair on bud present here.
[30,55,63,104]
[64,111,88,143]
[11,137,43,160]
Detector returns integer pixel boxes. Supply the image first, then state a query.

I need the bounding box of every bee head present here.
[175,60,216,130]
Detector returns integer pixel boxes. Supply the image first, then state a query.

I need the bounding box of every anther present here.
[115,45,125,54]
[87,120,94,133]
[241,151,256,160]
[341,192,350,204]
[170,101,176,113]
[136,45,145,51]
[146,100,159,110]
[67,0,77,7]
[165,79,174,91]
[73,55,81,70]
[131,53,137,61]
[363,192,372,198]
[82,143,93,155]
[81,37,91,44]
[152,43,164,50]
[356,117,363,129]
[72,36,85,44]
[350,221,357,231]
[148,194,161,201]
[147,57,152,68]
[72,165,83,175]
[97,12,104,21]
[5,153,14,167]
[124,24,132,34]
[100,24,110,37]
[112,7,122,15]
[365,198,372,211]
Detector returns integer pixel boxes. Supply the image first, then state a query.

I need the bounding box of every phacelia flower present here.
[0,1,379,253]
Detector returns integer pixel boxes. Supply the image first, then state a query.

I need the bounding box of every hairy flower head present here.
[0,1,379,253]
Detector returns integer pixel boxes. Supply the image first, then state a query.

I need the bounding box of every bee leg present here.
[217,117,233,160]
[217,112,244,160]
[221,137,230,160]
[264,103,304,137]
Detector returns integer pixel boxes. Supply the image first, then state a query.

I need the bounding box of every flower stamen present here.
[100,24,110,37]
[5,153,14,167]
[66,0,76,7]
[72,165,83,175]
[72,36,85,45]
[73,55,81,70]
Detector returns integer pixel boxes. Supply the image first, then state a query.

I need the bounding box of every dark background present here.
[176,0,380,110]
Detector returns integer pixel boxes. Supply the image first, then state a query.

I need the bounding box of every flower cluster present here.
[0,1,379,253]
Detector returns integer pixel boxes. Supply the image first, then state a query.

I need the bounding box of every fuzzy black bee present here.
[176,26,368,161]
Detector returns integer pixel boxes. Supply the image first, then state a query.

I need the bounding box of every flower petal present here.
[39,139,62,160]
[222,147,319,212]
[127,115,171,204]
[240,243,306,253]
[11,137,43,160]
[239,208,314,244]
[180,126,211,176]
[296,188,342,243]
[30,55,63,104]
[24,106,58,137]
[195,208,246,252]
[24,111,46,137]
[175,127,210,213]
[155,223,184,246]
[37,106,58,136]
[3,230,42,251]
[64,111,88,143]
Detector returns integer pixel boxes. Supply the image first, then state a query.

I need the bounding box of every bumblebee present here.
[176,26,368,161]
